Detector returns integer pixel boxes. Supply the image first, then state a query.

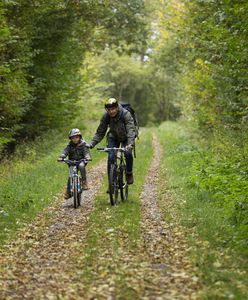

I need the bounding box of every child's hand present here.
[57,157,64,162]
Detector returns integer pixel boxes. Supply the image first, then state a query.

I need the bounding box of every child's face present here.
[71,135,80,144]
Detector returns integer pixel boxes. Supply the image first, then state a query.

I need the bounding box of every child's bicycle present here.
[97,147,128,206]
[59,158,89,208]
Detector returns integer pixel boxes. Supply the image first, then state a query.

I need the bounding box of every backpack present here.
[120,103,139,138]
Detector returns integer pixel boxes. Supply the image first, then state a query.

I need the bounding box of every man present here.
[89,98,136,184]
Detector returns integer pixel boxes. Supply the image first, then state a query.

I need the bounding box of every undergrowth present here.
[0,118,101,244]
[158,121,248,299]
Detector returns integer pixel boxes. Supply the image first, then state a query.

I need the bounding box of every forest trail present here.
[137,135,199,299]
[0,161,106,299]
[0,134,199,299]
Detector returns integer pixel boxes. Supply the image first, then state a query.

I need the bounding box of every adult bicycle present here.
[59,158,89,208]
[97,147,128,206]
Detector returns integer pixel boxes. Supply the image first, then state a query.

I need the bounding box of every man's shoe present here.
[64,190,71,199]
[82,181,89,190]
[126,173,134,185]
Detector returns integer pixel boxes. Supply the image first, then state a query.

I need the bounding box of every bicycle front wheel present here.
[109,164,118,206]
[119,165,128,201]
[73,179,79,208]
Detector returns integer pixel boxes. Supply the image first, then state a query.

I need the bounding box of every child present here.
[58,128,91,199]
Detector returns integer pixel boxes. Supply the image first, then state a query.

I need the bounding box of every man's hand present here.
[85,143,94,149]
[125,144,133,151]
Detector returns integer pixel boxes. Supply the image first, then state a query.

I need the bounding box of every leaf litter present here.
[0,136,201,299]
[0,161,106,300]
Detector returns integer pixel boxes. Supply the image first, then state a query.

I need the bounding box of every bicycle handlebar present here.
[59,158,91,165]
[96,147,126,153]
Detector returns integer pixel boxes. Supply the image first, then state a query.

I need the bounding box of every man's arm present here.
[90,114,109,147]
[124,112,136,146]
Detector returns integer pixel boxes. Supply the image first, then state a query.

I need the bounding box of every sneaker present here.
[82,181,89,190]
[64,190,71,199]
[126,173,134,185]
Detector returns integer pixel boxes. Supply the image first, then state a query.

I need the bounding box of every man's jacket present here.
[60,139,91,161]
[91,105,136,147]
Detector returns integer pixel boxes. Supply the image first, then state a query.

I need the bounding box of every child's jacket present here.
[60,139,91,161]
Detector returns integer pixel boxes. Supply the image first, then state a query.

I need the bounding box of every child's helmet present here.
[105,98,118,109]
[68,128,82,139]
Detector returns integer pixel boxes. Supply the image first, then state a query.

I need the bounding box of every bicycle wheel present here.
[78,178,82,207]
[119,165,128,201]
[109,164,118,206]
[73,178,79,208]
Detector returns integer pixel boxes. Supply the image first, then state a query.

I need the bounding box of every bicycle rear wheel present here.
[119,165,128,201]
[109,164,118,206]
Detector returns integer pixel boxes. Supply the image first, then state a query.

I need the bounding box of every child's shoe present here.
[82,181,89,190]
[64,190,71,199]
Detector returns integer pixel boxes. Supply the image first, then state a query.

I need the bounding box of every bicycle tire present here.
[109,164,118,206]
[120,165,128,201]
[78,177,82,207]
[73,178,79,208]
[77,192,81,207]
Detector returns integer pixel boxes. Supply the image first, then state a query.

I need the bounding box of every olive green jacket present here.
[91,105,136,147]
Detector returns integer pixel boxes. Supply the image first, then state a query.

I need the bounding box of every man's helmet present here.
[105,98,118,109]
[68,128,82,139]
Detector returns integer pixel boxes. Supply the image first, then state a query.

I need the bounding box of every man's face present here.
[106,106,119,118]
[71,135,80,144]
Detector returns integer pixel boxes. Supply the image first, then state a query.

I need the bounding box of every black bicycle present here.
[97,147,128,206]
[59,158,89,208]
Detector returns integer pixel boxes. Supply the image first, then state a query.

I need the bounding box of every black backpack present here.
[120,103,139,138]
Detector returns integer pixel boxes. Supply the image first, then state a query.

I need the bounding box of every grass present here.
[157,121,248,299]
[77,128,153,298]
[0,119,102,245]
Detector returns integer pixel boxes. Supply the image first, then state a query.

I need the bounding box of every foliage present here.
[182,1,248,130]
[158,121,248,299]
[0,0,148,149]
[151,0,248,241]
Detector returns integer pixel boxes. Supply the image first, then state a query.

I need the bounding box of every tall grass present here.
[157,121,248,299]
[0,119,102,244]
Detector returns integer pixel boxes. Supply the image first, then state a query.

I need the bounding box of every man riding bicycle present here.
[88,98,136,185]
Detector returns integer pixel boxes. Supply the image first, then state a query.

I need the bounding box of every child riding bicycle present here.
[58,128,91,199]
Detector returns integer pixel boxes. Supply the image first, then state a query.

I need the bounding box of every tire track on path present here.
[138,134,199,299]
[0,161,106,300]
[72,134,200,299]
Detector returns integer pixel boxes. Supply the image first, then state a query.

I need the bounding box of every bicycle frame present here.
[60,158,88,208]
[97,147,128,205]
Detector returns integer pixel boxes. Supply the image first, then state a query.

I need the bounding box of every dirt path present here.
[0,136,200,299]
[138,135,199,299]
[0,161,106,300]
[67,134,200,299]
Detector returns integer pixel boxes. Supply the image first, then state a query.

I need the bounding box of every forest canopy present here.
[1,0,248,147]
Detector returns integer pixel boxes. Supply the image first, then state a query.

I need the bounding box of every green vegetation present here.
[1,0,248,297]
[158,121,248,299]
[0,119,101,244]
[0,0,148,148]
